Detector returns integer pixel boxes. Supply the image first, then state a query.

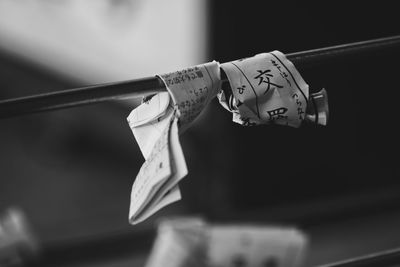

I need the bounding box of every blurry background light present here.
[0,0,208,84]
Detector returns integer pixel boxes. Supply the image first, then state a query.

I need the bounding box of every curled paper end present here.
[305,88,329,126]
[128,92,171,128]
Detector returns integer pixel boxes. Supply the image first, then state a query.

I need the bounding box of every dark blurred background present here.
[1,1,400,266]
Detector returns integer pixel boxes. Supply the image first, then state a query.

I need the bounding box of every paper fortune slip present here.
[127,62,221,224]
[218,51,327,127]
[127,53,328,224]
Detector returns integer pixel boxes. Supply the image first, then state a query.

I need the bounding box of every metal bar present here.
[0,77,165,118]
[316,247,400,267]
[1,35,400,119]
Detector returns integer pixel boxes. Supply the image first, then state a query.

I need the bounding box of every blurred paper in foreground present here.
[145,217,307,267]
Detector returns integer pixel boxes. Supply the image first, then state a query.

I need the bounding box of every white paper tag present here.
[219,51,309,128]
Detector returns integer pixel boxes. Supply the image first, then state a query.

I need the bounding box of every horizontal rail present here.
[317,247,400,267]
[1,35,400,118]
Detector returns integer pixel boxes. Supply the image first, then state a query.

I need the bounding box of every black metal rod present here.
[1,35,400,119]
[316,247,400,267]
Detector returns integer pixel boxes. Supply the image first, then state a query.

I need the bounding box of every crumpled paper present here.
[218,51,309,128]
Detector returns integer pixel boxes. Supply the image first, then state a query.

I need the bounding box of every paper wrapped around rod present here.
[218,51,328,127]
[157,61,221,132]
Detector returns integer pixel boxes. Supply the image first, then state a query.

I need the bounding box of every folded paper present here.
[127,61,221,224]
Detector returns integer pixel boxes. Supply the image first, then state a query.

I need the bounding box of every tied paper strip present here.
[158,61,221,132]
[218,51,309,128]
[127,61,221,224]
[145,217,308,267]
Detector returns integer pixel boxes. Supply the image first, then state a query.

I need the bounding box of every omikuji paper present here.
[127,54,327,224]
[127,61,221,224]
[218,51,309,128]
